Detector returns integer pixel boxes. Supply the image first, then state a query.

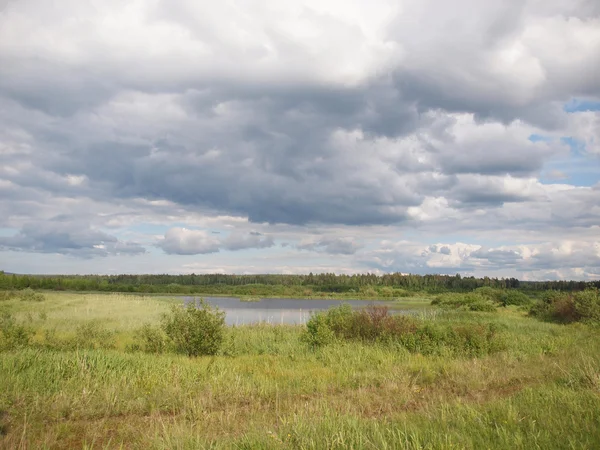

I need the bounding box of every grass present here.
[0,292,599,448]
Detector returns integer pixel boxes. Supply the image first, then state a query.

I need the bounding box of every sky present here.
[0,0,599,280]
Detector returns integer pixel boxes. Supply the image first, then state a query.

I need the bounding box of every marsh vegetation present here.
[0,289,599,448]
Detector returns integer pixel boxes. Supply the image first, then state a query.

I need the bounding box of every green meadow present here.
[1,291,599,449]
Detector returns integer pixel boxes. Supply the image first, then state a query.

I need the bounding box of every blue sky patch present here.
[564,98,600,113]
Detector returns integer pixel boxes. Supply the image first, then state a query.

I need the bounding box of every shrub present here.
[529,289,599,324]
[393,289,413,298]
[303,304,502,357]
[433,289,530,310]
[303,312,336,347]
[351,305,418,341]
[431,293,496,312]
[74,321,116,350]
[0,312,32,350]
[18,288,45,302]
[135,323,168,354]
[304,304,419,346]
[0,291,16,302]
[474,287,504,302]
[574,289,600,322]
[322,303,354,338]
[469,301,497,312]
[161,300,226,356]
[499,290,531,306]
[395,322,503,357]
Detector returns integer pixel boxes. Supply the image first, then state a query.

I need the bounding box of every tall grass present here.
[0,291,599,448]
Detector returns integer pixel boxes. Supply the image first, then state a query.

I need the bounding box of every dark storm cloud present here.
[5,84,422,225]
[0,0,595,228]
[0,61,116,117]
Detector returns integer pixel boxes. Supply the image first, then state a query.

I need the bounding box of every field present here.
[1,292,599,449]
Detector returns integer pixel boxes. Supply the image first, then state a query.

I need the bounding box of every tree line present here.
[0,271,597,294]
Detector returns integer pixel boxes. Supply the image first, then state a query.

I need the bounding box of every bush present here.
[529,289,599,324]
[499,290,531,306]
[474,287,504,302]
[397,322,502,357]
[304,304,419,346]
[161,300,226,356]
[135,323,168,354]
[351,305,418,341]
[0,291,16,301]
[73,321,116,350]
[431,293,496,312]
[433,289,531,310]
[322,303,355,338]
[18,288,45,302]
[0,289,45,302]
[303,312,336,347]
[469,301,497,312]
[574,289,600,322]
[303,304,503,357]
[0,312,32,350]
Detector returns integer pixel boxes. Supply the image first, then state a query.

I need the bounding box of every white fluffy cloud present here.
[158,228,221,255]
[363,239,600,279]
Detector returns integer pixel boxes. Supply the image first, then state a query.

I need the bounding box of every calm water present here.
[182,297,394,325]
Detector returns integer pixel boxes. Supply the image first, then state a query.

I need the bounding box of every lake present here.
[182,297,395,325]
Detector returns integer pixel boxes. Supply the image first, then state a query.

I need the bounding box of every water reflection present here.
[182,297,392,326]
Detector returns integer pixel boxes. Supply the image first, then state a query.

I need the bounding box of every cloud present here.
[298,236,363,255]
[0,219,145,258]
[158,228,220,255]
[470,247,523,265]
[0,0,598,278]
[157,228,274,254]
[567,110,600,154]
[222,231,274,251]
[362,239,600,280]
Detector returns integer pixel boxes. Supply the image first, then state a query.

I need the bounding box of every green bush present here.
[161,300,226,356]
[0,289,44,302]
[303,312,336,347]
[322,303,355,338]
[433,289,531,310]
[0,291,16,301]
[574,289,600,322]
[500,290,531,306]
[304,304,419,346]
[469,301,497,312]
[303,304,503,357]
[530,289,599,324]
[431,292,496,312]
[135,323,168,354]
[18,288,45,302]
[474,287,504,302]
[0,312,32,350]
[350,305,418,341]
[73,321,116,350]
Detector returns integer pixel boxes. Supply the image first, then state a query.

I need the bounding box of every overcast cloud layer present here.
[1,0,599,280]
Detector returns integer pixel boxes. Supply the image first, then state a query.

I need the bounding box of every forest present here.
[1,271,598,295]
